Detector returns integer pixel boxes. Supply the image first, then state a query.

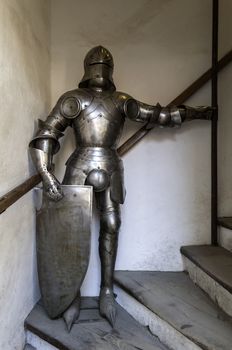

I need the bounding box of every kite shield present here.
[35,185,93,319]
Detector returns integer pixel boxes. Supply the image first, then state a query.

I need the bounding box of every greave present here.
[99,230,118,289]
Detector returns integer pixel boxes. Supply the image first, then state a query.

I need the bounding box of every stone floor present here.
[25,298,169,350]
[115,271,232,350]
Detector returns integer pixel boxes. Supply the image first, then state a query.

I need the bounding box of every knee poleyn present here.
[100,212,121,233]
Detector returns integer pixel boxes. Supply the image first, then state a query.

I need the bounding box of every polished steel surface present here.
[30,148,62,201]
[63,147,125,205]
[36,185,92,318]
[4,49,232,216]
[79,46,115,90]
[85,169,110,192]
[29,45,213,329]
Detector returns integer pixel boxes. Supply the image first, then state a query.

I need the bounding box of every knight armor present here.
[29,45,212,330]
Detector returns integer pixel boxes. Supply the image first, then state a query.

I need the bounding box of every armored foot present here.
[63,293,81,332]
[99,287,117,327]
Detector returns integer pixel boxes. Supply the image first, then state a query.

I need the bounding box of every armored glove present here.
[41,171,63,202]
[29,147,63,202]
[179,105,214,122]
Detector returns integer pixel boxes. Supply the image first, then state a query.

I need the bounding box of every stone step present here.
[181,245,232,317]
[218,217,232,230]
[218,227,232,252]
[25,297,169,350]
[217,218,232,252]
[181,245,232,292]
[24,345,36,350]
[114,270,232,350]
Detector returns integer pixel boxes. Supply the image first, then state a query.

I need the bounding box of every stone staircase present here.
[114,242,232,350]
[218,217,232,252]
[181,245,232,318]
[25,221,232,350]
[25,298,170,350]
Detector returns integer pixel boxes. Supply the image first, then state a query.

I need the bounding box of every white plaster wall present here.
[218,1,232,217]
[0,1,50,349]
[51,0,213,296]
[217,0,232,251]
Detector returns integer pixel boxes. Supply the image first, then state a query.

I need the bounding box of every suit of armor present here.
[29,46,212,330]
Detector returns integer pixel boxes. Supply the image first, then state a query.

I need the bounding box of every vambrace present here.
[29,144,62,200]
[29,120,64,175]
[151,105,212,127]
[29,142,54,175]
[29,92,80,200]
[178,105,213,122]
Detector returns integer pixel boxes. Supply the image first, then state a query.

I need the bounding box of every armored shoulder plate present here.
[112,92,139,119]
[48,88,93,122]
[57,88,93,120]
[61,96,81,119]
[29,89,93,154]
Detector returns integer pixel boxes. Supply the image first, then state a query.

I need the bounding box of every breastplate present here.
[72,92,125,149]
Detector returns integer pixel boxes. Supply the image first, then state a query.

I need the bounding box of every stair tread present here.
[218,217,232,230]
[181,245,232,292]
[24,346,36,350]
[114,271,232,350]
[25,297,169,350]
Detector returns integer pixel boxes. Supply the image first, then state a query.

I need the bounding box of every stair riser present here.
[115,286,202,350]
[183,256,232,317]
[26,331,58,350]
[24,345,37,350]
[218,227,232,252]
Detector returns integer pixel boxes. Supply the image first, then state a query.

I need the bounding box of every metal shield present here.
[35,185,93,319]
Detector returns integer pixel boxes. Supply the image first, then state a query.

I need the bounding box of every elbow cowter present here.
[29,119,65,173]
[157,107,182,128]
[147,106,182,128]
[123,97,182,128]
[29,119,64,154]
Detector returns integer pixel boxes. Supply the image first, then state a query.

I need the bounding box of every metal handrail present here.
[1,49,232,214]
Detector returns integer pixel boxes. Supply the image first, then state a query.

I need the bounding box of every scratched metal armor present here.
[29,46,212,331]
